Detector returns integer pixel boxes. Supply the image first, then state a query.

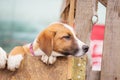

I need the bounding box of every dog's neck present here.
[22,39,44,56]
[30,39,45,56]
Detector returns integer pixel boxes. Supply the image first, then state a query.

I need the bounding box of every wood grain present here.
[101,0,120,80]
[68,0,75,26]
[0,55,68,80]
[75,0,93,42]
[67,0,76,79]
[75,0,93,80]
[99,0,107,7]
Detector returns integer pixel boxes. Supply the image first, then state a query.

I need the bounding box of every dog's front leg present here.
[48,56,56,64]
[7,54,23,71]
[41,54,49,64]
[7,46,25,71]
[41,54,56,64]
[0,47,7,69]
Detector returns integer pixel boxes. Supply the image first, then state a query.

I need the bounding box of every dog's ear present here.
[37,30,55,56]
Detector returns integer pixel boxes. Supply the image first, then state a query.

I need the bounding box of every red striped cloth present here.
[90,24,105,71]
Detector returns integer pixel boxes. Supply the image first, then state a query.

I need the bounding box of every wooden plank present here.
[88,71,101,80]
[98,0,107,7]
[67,1,76,79]
[74,0,93,80]
[101,0,120,80]
[67,56,74,80]
[60,0,70,23]
[0,54,68,80]
[68,0,75,26]
[67,1,74,80]
[75,0,93,42]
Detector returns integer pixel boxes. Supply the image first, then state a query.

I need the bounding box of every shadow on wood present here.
[0,54,68,80]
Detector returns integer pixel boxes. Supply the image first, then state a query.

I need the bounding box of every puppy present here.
[7,22,89,71]
[0,47,7,69]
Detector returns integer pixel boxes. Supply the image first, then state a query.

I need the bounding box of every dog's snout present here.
[82,45,89,53]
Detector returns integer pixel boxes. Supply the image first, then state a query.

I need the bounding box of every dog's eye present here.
[62,35,71,40]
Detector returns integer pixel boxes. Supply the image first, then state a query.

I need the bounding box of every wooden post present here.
[101,0,120,80]
[74,0,93,80]
[75,0,93,42]
[98,0,107,7]
[67,0,75,79]
[68,0,75,26]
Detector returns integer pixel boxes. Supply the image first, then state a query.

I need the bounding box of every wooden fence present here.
[101,0,120,80]
[1,0,120,80]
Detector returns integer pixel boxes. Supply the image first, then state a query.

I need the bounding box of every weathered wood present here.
[60,0,70,23]
[75,0,93,42]
[88,71,101,80]
[68,0,75,26]
[99,0,107,7]
[75,0,93,80]
[101,0,120,80]
[60,0,76,24]
[67,56,74,80]
[0,55,68,80]
[67,1,76,79]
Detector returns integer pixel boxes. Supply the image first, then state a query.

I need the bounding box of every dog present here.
[0,22,89,71]
[0,47,7,69]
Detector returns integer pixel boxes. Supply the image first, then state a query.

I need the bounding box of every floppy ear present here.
[37,30,55,56]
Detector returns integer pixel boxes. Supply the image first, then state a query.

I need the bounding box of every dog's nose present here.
[82,45,89,53]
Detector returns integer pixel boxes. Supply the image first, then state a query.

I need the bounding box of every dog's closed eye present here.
[62,35,71,40]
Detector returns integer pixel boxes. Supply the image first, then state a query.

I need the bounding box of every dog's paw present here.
[41,54,49,64]
[41,55,56,64]
[48,56,56,64]
[0,47,7,69]
[7,54,23,71]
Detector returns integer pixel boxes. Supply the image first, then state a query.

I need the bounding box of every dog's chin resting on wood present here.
[0,22,89,71]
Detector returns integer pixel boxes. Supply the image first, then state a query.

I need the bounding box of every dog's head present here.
[36,22,89,57]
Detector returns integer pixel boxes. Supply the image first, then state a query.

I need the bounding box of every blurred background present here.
[0,0,62,52]
[0,0,106,61]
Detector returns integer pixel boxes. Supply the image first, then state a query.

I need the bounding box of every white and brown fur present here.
[0,22,89,71]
